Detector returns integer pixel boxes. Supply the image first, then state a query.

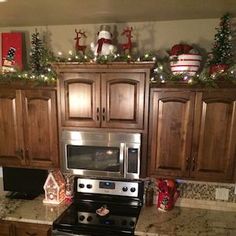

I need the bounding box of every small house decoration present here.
[43,169,66,205]
[169,44,202,76]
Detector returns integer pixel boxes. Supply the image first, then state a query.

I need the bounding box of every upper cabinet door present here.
[149,90,195,178]
[0,89,25,166]
[23,89,59,168]
[60,73,100,127]
[192,91,236,181]
[101,73,145,129]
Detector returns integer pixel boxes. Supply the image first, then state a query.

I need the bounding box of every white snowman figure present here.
[91,25,116,56]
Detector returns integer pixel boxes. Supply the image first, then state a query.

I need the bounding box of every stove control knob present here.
[79,215,85,221]
[122,186,128,192]
[87,184,92,189]
[79,183,85,188]
[130,187,136,193]
[129,221,135,227]
[87,216,93,222]
[121,220,127,225]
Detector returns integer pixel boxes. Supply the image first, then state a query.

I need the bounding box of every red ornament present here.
[121,27,133,54]
[209,64,229,74]
[170,44,193,56]
[74,29,87,54]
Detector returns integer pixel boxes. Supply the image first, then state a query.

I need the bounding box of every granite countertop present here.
[135,206,236,236]
[0,195,69,225]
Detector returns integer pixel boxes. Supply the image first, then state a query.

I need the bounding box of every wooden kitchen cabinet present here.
[0,220,13,236]
[148,88,236,182]
[0,86,59,169]
[0,221,51,236]
[13,222,51,236]
[55,63,153,130]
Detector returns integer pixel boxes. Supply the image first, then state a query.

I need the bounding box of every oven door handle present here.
[120,142,125,177]
[52,229,84,235]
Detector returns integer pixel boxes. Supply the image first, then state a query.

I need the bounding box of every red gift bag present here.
[2,32,23,71]
[157,179,179,211]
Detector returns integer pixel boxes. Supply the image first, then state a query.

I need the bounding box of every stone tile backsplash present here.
[148,178,236,203]
[177,180,236,203]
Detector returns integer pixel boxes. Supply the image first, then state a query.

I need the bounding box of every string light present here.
[188,78,193,84]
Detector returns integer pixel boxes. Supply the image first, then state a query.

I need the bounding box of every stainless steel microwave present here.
[61,130,141,179]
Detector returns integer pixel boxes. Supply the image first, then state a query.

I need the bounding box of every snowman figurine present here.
[91,25,116,56]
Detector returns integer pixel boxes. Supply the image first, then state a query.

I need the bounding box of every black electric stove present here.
[53,177,144,236]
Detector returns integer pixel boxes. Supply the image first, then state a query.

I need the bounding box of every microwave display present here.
[67,145,120,172]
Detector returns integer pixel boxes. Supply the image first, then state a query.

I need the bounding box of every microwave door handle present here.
[120,143,125,177]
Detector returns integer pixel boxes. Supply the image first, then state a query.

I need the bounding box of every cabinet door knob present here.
[102,107,105,121]
[96,107,100,121]
[15,149,24,159]
[185,157,189,170]
[192,157,196,171]
[25,149,29,159]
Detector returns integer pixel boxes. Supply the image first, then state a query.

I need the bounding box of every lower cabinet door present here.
[0,221,12,236]
[14,222,51,236]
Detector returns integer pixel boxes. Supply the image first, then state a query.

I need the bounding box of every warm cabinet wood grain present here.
[0,87,58,169]
[55,63,152,131]
[0,221,13,236]
[0,89,25,166]
[149,90,195,178]
[149,88,236,182]
[14,222,51,236]
[191,90,236,181]
[101,73,145,129]
[60,73,100,127]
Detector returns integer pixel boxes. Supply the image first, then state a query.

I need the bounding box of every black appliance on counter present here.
[52,177,144,236]
[2,167,48,200]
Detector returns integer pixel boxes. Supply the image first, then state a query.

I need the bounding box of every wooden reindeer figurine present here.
[121,27,133,54]
[74,29,87,54]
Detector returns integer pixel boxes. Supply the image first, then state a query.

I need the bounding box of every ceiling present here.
[0,0,235,27]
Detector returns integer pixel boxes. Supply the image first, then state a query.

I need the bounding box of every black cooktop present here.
[53,200,141,236]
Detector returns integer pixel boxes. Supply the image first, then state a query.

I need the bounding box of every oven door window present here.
[67,145,120,172]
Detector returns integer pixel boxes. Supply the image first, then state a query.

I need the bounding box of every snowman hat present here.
[99,25,111,32]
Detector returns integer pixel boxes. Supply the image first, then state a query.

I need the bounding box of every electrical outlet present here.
[215,188,229,200]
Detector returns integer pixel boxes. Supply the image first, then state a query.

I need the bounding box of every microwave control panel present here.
[76,178,139,197]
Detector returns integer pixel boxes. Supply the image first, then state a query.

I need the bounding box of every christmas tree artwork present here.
[209,13,233,67]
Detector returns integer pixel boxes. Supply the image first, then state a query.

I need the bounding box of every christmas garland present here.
[150,63,236,87]
[0,69,57,85]
[0,53,235,87]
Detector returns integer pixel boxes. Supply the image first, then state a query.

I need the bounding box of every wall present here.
[0,18,231,64]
